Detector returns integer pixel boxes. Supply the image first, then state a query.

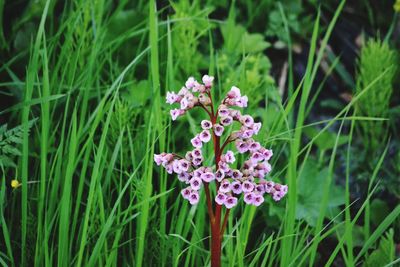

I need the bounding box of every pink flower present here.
[185,77,196,89]
[264,181,275,193]
[253,194,264,206]
[185,151,193,161]
[166,92,180,104]
[154,154,163,166]
[224,196,238,209]
[248,140,261,152]
[201,120,212,130]
[261,148,273,161]
[215,192,227,205]
[178,87,189,96]
[218,107,230,117]
[201,172,215,183]
[173,160,182,174]
[213,124,224,136]
[227,86,241,99]
[235,140,249,153]
[218,161,230,172]
[190,177,202,191]
[181,187,192,199]
[193,81,205,93]
[221,150,235,164]
[189,191,200,205]
[237,96,248,107]
[242,181,254,193]
[202,75,214,87]
[220,116,233,126]
[240,115,254,127]
[178,172,190,182]
[170,109,185,120]
[252,122,262,135]
[255,184,266,194]
[191,135,203,148]
[215,169,225,182]
[199,93,211,105]
[192,157,203,166]
[230,109,241,120]
[199,130,211,143]
[231,169,243,179]
[179,159,190,172]
[244,192,255,205]
[250,152,264,163]
[219,180,231,193]
[191,148,202,158]
[231,181,242,194]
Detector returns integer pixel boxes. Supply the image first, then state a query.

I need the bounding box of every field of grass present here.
[0,0,399,266]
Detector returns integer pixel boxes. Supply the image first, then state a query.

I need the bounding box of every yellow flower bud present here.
[11,179,20,189]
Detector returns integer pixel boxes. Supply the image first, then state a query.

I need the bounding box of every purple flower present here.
[185,151,193,161]
[264,181,275,193]
[219,180,231,193]
[173,160,182,174]
[181,187,192,199]
[154,154,163,166]
[218,161,230,172]
[227,86,241,99]
[220,116,233,126]
[231,181,242,194]
[191,148,202,158]
[230,109,241,120]
[202,75,214,88]
[239,115,254,127]
[242,181,254,193]
[252,122,262,135]
[218,107,230,117]
[170,109,185,121]
[221,150,235,164]
[191,135,203,148]
[231,169,243,179]
[189,191,200,205]
[199,93,211,105]
[255,184,266,194]
[199,130,211,143]
[215,192,227,205]
[178,172,190,182]
[201,172,215,183]
[235,140,249,153]
[262,148,273,161]
[190,177,202,191]
[215,169,225,182]
[243,192,255,205]
[201,120,212,130]
[178,87,189,96]
[224,196,238,209]
[166,92,180,104]
[213,124,224,136]
[248,140,261,152]
[179,159,190,172]
[250,152,263,163]
[253,194,264,206]
[185,77,196,89]
[237,96,248,107]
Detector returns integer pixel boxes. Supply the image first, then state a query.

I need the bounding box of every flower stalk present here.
[154,75,288,266]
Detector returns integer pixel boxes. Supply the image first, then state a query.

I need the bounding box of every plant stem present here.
[209,96,223,267]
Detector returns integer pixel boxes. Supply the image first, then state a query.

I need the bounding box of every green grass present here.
[0,0,399,266]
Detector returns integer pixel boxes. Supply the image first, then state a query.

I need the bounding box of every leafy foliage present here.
[0,119,37,167]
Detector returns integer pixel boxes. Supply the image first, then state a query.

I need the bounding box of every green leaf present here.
[296,157,345,226]
[304,126,349,150]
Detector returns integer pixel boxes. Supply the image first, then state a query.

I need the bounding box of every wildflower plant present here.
[154,75,287,266]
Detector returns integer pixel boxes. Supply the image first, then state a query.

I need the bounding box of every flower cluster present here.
[154,75,287,209]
